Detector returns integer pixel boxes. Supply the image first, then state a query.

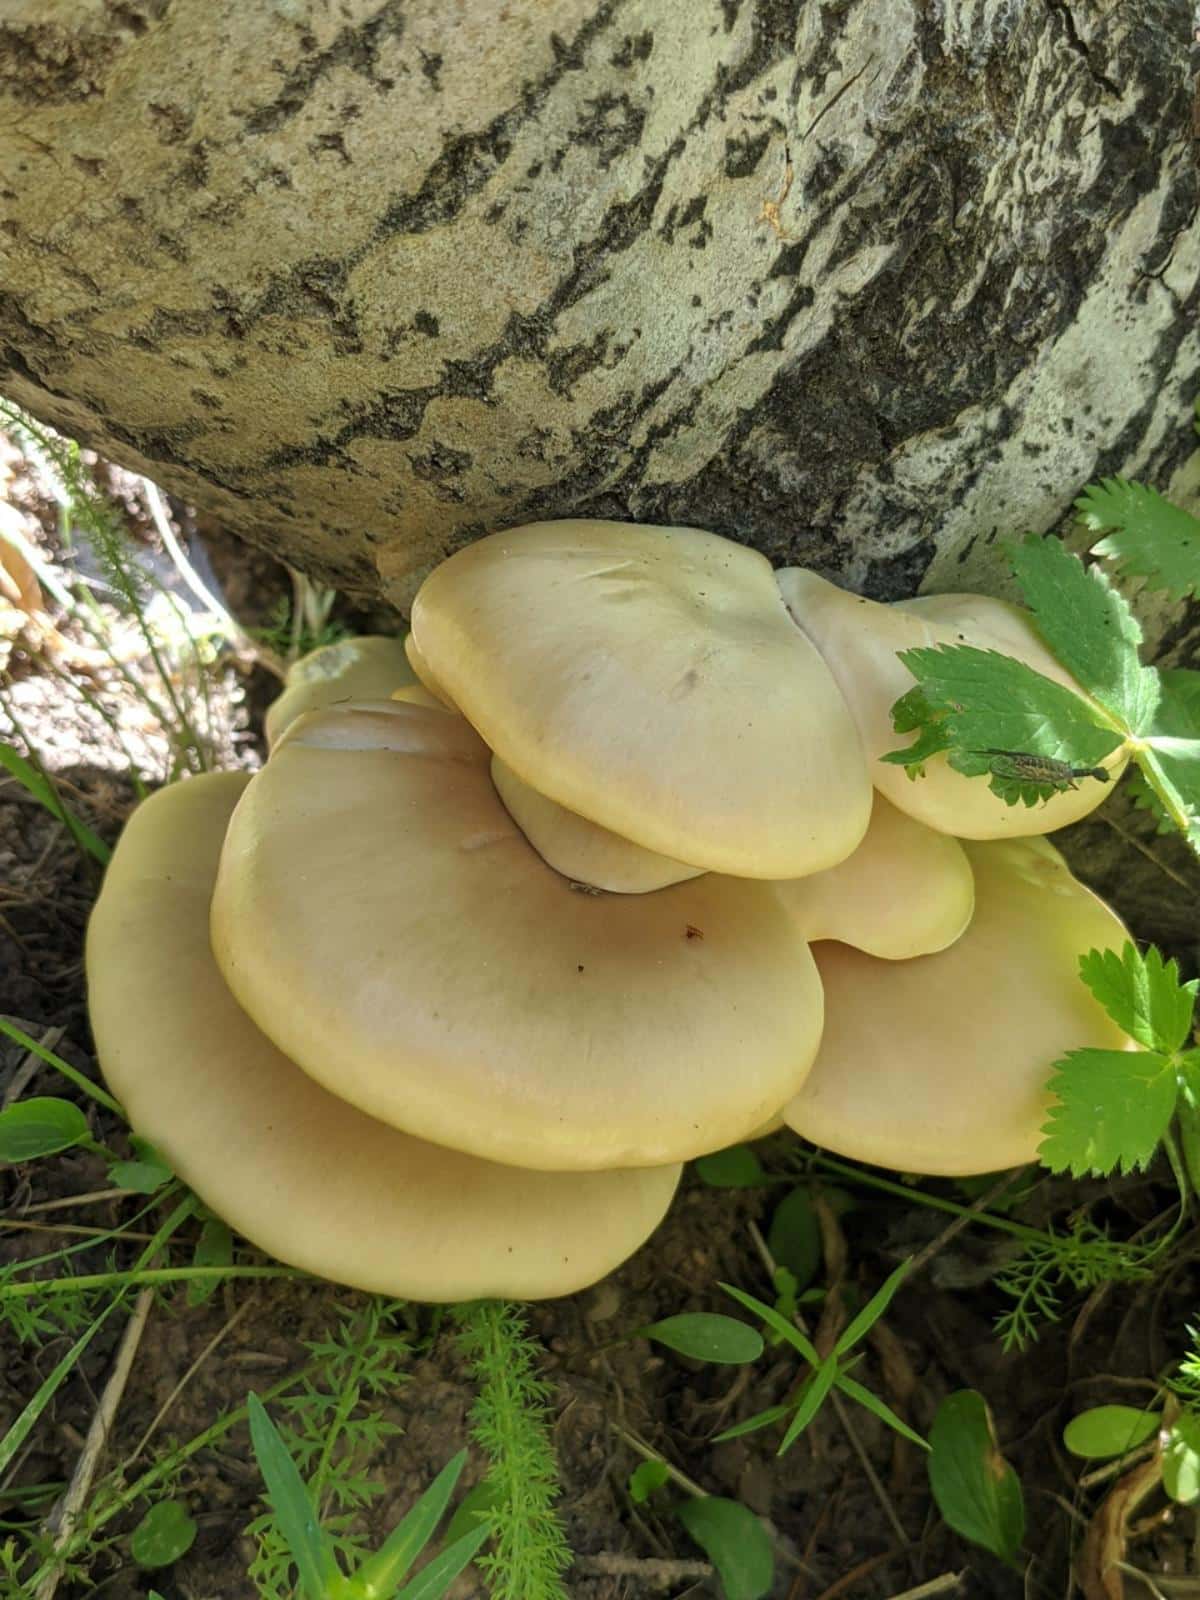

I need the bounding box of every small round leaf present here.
[0,1098,89,1163]
[638,1313,763,1365]
[677,1497,773,1600]
[767,1187,821,1290]
[131,1500,197,1568]
[693,1146,765,1188]
[1163,1413,1200,1504]
[1063,1405,1160,1460]
[629,1460,670,1504]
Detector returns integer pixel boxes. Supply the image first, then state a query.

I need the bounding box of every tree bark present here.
[0,1,1197,934]
[0,1,1195,609]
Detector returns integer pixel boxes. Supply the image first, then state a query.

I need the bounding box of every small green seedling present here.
[636,1313,763,1365]
[623,1460,773,1600]
[716,1260,926,1453]
[1063,1401,1200,1506]
[247,1394,487,1600]
[928,1391,1024,1565]
[130,1499,197,1569]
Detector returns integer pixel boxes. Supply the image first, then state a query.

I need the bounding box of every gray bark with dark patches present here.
[0,0,1198,939]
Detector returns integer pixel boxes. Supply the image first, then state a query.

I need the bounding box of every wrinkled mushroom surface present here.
[783,836,1135,1175]
[410,520,872,878]
[776,569,1126,837]
[212,700,825,1171]
[88,773,681,1300]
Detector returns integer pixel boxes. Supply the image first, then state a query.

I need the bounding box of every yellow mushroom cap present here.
[491,755,704,894]
[87,773,681,1301]
[409,520,872,878]
[404,632,458,710]
[264,636,416,749]
[775,569,1126,837]
[782,837,1136,1175]
[211,700,825,1171]
[774,794,974,959]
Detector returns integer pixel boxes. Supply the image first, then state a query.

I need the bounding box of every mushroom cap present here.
[775,569,1126,837]
[264,636,416,749]
[782,836,1135,1175]
[774,794,974,959]
[409,520,872,878]
[491,755,704,894]
[211,700,825,1171]
[391,684,452,713]
[87,772,681,1301]
[404,632,458,709]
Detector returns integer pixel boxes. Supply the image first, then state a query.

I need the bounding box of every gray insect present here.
[977,749,1111,791]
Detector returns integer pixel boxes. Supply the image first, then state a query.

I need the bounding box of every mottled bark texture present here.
[1,1,1198,937]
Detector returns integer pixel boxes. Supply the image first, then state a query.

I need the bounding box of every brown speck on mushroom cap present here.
[87,772,681,1301]
[782,835,1135,1175]
[211,700,826,1172]
[409,520,872,879]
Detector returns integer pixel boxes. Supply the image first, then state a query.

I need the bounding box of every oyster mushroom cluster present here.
[87,520,1136,1303]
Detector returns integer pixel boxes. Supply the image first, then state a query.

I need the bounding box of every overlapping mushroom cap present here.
[87,773,681,1301]
[775,569,1127,837]
[210,699,826,1171]
[775,794,975,960]
[264,634,416,749]
[409,520,873,878]
[783,836,1135,1175]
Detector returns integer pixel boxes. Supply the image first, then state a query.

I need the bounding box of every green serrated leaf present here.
[188,1217,234,1306]
[1039,1048,1179,1177]
[766,1188,822,1291]
[694,1145,766,1188]
[1138,738,1200,856]
[628,1460,670,1504]
[1153,669,1200,738]
[886,644,1122,797]
[0,1097,90,1163]
[1163,1412,1200,1504]
[928,1391,1024,1564]
[1010,533,1160,734]
[676,1497,774,1600]
[1078,944,1198,1056]
[1077,477,1200,601]
[1063,1405,1161,1460]
[131,1500,197,1568]
[637,1313,764,1365]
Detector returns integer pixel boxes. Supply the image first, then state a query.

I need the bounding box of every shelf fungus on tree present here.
[86,773,681,1301]
[775,569,1127,837]
[210,700,826,1172]
[773,793,975,960]
[408,520,873,879]
[781,837,1137,1176]
[263,634,417,749]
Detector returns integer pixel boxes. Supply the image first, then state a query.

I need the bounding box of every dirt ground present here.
[1,442,1198,1600]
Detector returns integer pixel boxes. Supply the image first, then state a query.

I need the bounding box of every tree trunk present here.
[1,1,1197,933]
